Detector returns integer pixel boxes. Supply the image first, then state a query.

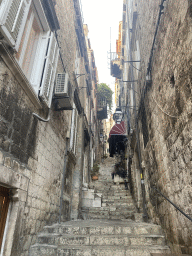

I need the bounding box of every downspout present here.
[127,0,148,221]
[135,0,167,221]
[59,138,69,223]
[32,110,51,122]
[88,105,92,183]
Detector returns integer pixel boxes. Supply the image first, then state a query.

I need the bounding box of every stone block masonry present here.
[0,0,77,255]
[128,0,192,254]
[0,72,38,164]
[0,123,72,256]
[30,157,171,256]
[0,0,99,254]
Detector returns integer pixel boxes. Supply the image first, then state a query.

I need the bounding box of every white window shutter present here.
[70,105,75,150]
[0,0,32,50]
[39,32,59,108]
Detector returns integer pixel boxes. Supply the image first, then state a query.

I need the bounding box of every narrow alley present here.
[30,157,171,256]
[1,0,192,255]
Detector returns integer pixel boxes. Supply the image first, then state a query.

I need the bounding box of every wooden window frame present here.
[0,0,59,108]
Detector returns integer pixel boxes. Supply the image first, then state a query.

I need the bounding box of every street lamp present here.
[104,134,107,156]
[113,107,123,124]
[100,134,103,143]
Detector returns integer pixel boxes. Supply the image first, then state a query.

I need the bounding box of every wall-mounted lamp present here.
[75,74,86,80]
[113,107,124,124]
[121,105,139,112]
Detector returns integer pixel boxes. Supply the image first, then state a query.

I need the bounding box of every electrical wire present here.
[151,94,178,119]
[55,31,67,73]
[130,62,141,72]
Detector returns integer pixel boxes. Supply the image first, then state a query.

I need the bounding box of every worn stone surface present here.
[124,0,192,254]
[0,0,81,255]
[30,157,171,255]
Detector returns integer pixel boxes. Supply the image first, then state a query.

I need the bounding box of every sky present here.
[80,0,123,92]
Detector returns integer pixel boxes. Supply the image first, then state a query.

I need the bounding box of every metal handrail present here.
[152,187,192,222]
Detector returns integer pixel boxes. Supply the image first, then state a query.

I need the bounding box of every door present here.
[0,186,10,251]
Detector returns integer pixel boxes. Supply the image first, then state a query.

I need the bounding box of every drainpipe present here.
[59,138,69,223]
[126,0,148,221]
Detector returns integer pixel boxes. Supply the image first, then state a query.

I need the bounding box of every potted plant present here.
[91,163,100,181]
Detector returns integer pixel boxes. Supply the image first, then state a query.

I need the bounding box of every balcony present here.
[110,53,122,79]
[97,96,107,120]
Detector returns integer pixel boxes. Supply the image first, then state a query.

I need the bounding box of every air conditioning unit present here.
[54,73,73,110]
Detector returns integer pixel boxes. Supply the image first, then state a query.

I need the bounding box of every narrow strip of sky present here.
[81,0,123,89]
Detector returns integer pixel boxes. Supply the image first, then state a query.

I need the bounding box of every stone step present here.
[102,196,133,201]
[87,214,135,220]
[102,200,135,205]
[43,221,163,236]
[102,199,134,204]
[88,210,136,216]
[101,193,130,198]
[88,205,135,211]
[30,244,57,255]
[105,202,135,207]
[90,184,127,190]
[110,184,127,189]
[100,191,129,196]
[102,195,130,199]
[104,195,131,199]
[110,210,135,215]
[37,233,166,247]
[30,244,171,256]
[97,186,128,192]
[30,158,172,256]
[150,254,191,256]
[96,185,127,190]
[93,190,130,196]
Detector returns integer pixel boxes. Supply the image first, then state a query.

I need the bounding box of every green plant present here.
[91,163,100,177]
[97,83,113,110]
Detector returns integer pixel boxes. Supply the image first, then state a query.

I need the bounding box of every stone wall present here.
[0,64,74,256]
[129,0,192,254]
[0,0,80,255]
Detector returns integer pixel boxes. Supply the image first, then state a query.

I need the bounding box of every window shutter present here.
[70,105,75,150]
[0,0,32,50]
[39,32,59,108]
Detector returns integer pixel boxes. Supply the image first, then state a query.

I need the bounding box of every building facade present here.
[0,0,99,255]
[114,0,192,254]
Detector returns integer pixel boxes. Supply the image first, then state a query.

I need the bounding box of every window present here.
[16,5,42,82]
[0,0,59,108]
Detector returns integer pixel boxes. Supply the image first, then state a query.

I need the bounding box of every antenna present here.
[107,27,112,69]
[110,27,111,64]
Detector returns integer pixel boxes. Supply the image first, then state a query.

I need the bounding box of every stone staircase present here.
[82,182,137,220]
[30,157,172,256]
[30,219,171,256]
[82,157,138,221]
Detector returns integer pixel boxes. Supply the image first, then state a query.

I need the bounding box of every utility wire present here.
[55,31,67,73]
[151,94,178,119]
[130,62,141,72]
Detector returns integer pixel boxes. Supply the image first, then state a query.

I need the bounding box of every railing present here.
[152,187,192,222]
